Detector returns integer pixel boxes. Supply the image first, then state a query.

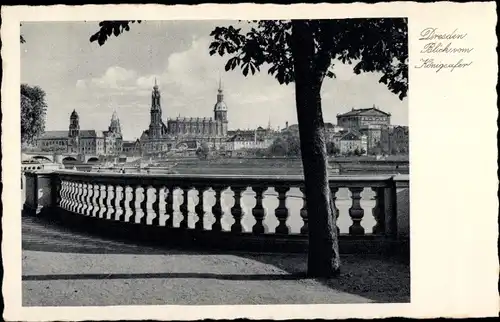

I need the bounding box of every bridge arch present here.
[62,156,77,163]
[31,155,52,162]
[87,157,99,163]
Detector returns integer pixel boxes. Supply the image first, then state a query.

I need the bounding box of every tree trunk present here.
[290,20,340,277]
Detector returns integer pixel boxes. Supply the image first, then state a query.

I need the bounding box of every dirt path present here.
[22,216,410,306]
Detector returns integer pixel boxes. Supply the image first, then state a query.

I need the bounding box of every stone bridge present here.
[22,151,101,164]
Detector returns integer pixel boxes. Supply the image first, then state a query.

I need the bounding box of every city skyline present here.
[21,20,408,141]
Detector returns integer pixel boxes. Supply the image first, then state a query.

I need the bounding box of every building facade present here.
[139,78,229,155]
[122,139,142,156]
[35,110,123,157]
[339,130,368,155]
[335,106,410,154]
[225,127,274,151]
[388,125,409,154]
[336,106,391,129]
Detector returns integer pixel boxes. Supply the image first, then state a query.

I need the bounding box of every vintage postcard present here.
[1,2,498,321]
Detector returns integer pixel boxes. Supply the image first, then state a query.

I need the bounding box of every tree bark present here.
[290,20,340,277]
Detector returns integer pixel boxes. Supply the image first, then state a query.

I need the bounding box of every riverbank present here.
[65,156,409,176]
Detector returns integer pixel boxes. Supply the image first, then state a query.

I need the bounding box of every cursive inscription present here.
[416,28,473,73]
[415,58,472,73]
[419,28,467,41]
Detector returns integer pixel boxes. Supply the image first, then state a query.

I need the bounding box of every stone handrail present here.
[23,170,410,254]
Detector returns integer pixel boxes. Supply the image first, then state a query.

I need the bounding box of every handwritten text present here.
[416,28,473,73]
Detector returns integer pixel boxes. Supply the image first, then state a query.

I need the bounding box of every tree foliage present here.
[21,84,47,144]
[89,21,142,46]
[209,19,408,100]
[269,133,301,157]
[196,141,210,159]
[326,141,340,155]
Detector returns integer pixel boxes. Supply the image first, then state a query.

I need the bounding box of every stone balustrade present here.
[22,170,409,254]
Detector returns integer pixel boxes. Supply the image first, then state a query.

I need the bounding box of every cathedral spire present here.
[218,71,223,92]
[214,72,228,122]
[216,73,224,103]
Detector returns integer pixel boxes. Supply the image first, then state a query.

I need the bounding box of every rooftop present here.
[337,106,391,117]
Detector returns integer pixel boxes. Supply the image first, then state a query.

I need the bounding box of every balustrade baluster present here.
[299,186,308,235]
[67,181,72,210]
[348,187,365,235]
[211,186,224,232]
[78,182,86,214]
[252,186,267,234]
[129,185,139,223]
[98,184,107,218]
[64,181,71,211]
[71,181,78,213]
[61,181,68,210]
[371,187,385,234]
[117,185,127,221]
[106,185,115,220]
[85,183,94,216]
[72,182,78,213]
[330,187,340,235]
[194,186,206,230]
[68,181,75,212]
[139,186,149,224]
[179,187,190,229]
[151,186,161,226]
[230,186,245,233]
[73,181,79,213]
[164,186,174,227]
[274,186,290,235]
[92,184,100,217]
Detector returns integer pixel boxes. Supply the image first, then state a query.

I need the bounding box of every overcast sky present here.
[21,20,408,141]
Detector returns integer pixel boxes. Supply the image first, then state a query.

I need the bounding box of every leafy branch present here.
[89,20,142,46]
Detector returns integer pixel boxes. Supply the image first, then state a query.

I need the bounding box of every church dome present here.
[70,109,79,118]
[214,101,227,111]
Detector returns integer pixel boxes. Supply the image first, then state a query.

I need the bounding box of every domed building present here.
[139,77,229,155]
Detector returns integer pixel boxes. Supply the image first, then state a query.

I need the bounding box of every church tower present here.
[213,75,228,136]
[109,110,122,135]
[68,109,80,138]
[68,109,80,153]
[149,78,163,138]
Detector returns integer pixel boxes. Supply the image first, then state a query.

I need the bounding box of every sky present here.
[21,21,408,141]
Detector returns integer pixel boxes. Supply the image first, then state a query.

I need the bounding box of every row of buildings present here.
[35,109,123,156]
[283,107,409,155]
[33,78,408,158]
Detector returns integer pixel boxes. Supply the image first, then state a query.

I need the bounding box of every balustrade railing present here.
[23,169,409,253]
[44,170,408,238]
